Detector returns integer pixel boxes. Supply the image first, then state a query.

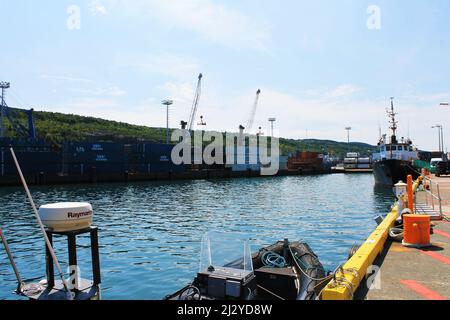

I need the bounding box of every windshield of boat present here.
[199,231,253,275]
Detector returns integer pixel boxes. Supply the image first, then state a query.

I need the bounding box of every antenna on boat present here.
[9,147,74,300]
[387,97,398,144]
[407,118,410,141]
[378,123,382,142]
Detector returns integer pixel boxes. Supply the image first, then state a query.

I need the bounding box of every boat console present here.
[193,231,257,300]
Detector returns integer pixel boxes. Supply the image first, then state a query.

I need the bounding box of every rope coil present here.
[261,251,286,268]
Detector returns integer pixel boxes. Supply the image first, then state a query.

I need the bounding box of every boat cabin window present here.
[386,146,391,151]
[391,146,397,151]
[398,146,403,151]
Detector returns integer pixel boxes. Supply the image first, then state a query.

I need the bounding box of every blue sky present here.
[1,0,449,150]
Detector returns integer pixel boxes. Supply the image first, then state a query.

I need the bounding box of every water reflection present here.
[0,174,393,300]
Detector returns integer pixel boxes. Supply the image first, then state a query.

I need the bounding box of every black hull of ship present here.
[373,159,420,186]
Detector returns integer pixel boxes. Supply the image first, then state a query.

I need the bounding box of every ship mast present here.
[387,97,398,144]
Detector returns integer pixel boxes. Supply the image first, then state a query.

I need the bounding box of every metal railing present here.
[418,176,443,217]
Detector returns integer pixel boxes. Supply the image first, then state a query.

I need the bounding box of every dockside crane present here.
[185,73,203,131]
[0,82,36,139]
[244,89,261,134]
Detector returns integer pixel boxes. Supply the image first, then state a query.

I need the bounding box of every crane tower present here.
[187,73,203,131]
[246,89,261,133]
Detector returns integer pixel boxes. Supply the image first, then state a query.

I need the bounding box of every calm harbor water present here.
[0,174,393,300]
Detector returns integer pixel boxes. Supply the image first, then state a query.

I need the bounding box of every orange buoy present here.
[403,214,431,248]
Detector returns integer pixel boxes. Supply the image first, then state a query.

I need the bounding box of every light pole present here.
[439,103,448,154]
[345,127,352,144]
[432,125,443,154]
[162,99,173,144]
[268,118,276,137]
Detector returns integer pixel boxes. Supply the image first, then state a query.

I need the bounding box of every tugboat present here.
[165,232,330,301]
[372,98,419,186]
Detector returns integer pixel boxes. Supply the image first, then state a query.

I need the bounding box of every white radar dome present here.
[38,202,93,232]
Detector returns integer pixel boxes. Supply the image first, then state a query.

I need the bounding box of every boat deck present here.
[362,175,450,300]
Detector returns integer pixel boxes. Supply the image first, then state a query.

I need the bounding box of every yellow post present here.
[407,175,413,212]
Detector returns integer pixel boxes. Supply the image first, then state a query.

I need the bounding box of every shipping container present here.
[0,138,221,182]
[230,164,261,172]
[346,152,360,158]
[1,142,62,176]
[63,142,124,153]
[357,157,371,164]
[279,156,288,171]
[226,146,260,165]
[344,158,358,164]
[287,151,324,171]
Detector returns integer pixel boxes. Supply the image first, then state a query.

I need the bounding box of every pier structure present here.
[322,174,450,300]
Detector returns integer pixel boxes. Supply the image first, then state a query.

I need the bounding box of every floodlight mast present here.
[345,127,352,144]
[431,124,443,154]
[268,118,276,137]
[162,99,174,144]
[0,82,11,138]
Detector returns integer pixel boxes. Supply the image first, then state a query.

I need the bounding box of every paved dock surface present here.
[433,176,450,214]
[363,175,450,300]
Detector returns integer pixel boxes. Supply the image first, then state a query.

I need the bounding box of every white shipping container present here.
[346,152,360,158]
[344,158,358,164]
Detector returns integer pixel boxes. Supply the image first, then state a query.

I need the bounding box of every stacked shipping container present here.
[1,138,326,184]
[287,151,324,172]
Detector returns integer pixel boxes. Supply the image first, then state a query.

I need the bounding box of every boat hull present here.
[373,159,420,186]
[165,240,328,301]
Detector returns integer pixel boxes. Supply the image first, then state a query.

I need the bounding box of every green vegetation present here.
[279,138,376,157]
[2,108,376,157]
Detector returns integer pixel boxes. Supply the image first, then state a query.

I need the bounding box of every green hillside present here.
[2,108,376,157]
